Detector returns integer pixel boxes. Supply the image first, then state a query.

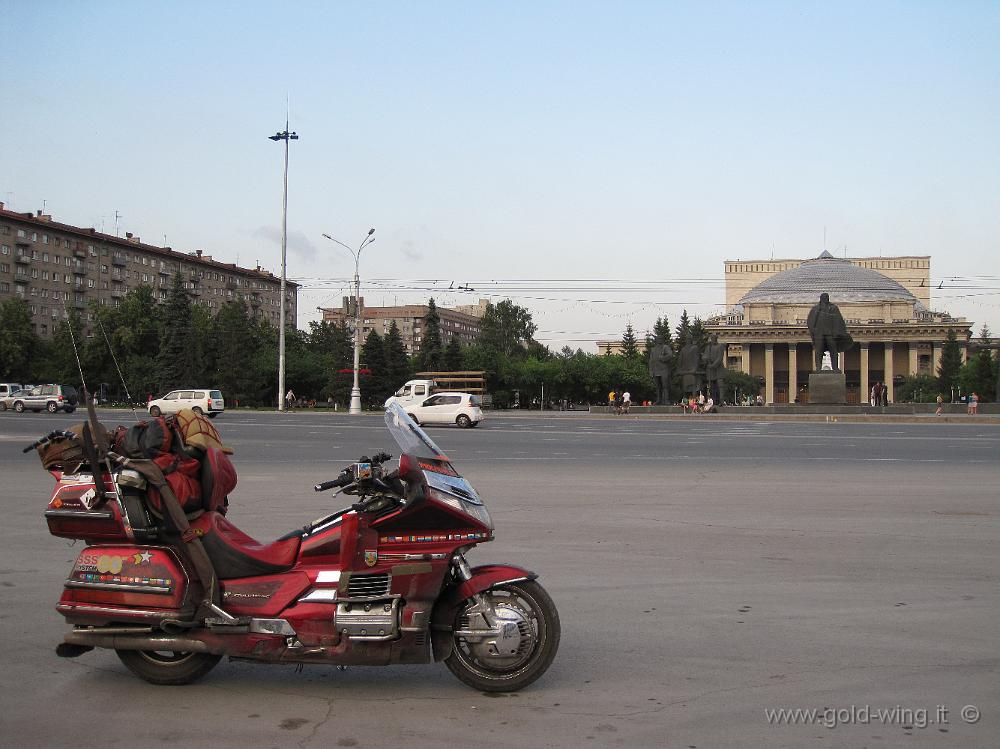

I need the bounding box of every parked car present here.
[148,389,225,418]
[0,383,23,400]
[9,384,79,413]
[404,392,484,428]
[0,388,29,411]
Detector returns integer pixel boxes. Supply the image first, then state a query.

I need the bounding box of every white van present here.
[148,389,226,418]
[384,379,437,409]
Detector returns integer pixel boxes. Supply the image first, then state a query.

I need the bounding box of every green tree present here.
[652,316,673,347]
[621,323,639,359]
[478,299,537,359]
[157,273,200,391]
[444,336,464,370]
[212,299,274,406]
[418,298,443,371]
[958,349,996,402]
[361,329,388,407]
[721,369,760,404]
[896,375,940,403]
[0,298,38,380]
[937,329,964,398]
[383,320,411,394]
[675,310,692,348]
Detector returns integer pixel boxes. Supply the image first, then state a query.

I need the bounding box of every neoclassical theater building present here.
[705,252,972,404]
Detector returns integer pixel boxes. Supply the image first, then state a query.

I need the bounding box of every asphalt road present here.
[1,409,998,748]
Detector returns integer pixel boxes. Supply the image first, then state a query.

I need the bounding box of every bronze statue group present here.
[648,333,727,411]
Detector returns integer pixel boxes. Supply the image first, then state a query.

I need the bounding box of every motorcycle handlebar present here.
[314,473,353,492]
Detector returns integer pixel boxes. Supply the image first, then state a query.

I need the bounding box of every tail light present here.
[58,395,64,401]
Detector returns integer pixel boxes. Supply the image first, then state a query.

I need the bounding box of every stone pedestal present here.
[808,371,847,405]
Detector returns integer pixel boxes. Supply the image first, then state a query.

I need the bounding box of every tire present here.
[64,407,75,414]
[407,413,419,425]
[445,580,560,692]
[14,401,24,413]
[116,649,221,686]
[456,414,472,428]
[149,406,161,417]
[192,406,203,415]
[208,413,218,419]
[0,402,6,412]
[47,401,58,413]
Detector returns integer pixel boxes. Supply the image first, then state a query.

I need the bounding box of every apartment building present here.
[321,297,486,355]
[0,204,297,336]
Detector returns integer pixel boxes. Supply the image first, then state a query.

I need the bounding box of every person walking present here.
[285,389,295,410]
[622,390,631,414]
[968,392,979,415]
[608,389,616,413]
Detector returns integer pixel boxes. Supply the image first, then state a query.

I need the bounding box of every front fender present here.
[430,563,537,661]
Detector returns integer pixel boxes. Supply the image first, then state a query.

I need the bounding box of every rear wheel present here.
[14,401,24,413]
[407,413,419,425]
[116,649,221,686]
[456,414,472,428]
[47,401,58,413]
[192,406,203,415]
[149,406,161,417]
[445,580,560,692]
[0,402,6,411]
[208,412,218,419]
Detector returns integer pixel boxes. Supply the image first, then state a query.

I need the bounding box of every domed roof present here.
[738,252,925,309]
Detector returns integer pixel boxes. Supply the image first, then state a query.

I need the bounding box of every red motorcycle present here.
[37,403,559,691]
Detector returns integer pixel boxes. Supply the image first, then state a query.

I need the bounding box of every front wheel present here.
[116,649,221,685]
[14,401,24,413]
[445,580,560,692]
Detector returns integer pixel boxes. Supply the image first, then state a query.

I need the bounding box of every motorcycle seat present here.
[190,511,301,579]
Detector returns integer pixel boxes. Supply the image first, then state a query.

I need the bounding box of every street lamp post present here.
[322,229,376,414]
[269,122,298,412]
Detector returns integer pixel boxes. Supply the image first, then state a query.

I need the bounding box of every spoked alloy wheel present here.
[456,414,472,428]
[116,649,221,685]
[445,580,560,692]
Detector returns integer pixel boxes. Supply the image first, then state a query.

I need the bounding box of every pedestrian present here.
[608,389,616,412]
[146,393,153,405]
[935,393,943,416]
[697,391,706,410]
[968,392,978,415]
[881,382,888,407]
[285,389,295,410]
[870,383,878,407]
[614,390,624,415]
[622,390,631,414]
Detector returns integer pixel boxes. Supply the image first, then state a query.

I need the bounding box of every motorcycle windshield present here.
[384,402,449,461]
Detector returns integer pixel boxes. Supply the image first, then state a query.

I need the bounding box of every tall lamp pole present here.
[322,229,376,414]
[269,122,298,412]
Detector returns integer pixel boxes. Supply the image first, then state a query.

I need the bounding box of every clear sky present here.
[3,1,998,349]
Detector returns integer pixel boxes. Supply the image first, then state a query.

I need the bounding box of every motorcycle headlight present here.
[427,488,494,530]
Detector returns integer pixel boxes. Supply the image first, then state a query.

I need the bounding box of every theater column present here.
[741,343,751,375]
[765,343,775,405]
[860,343,869,406]
[909,342,919,376]
[884,342,895,402]
[788,344,798,403]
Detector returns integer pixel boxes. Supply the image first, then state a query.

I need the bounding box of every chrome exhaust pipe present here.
[64,630,220,654]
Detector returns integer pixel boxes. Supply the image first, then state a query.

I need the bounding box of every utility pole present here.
[269,120,299,411]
